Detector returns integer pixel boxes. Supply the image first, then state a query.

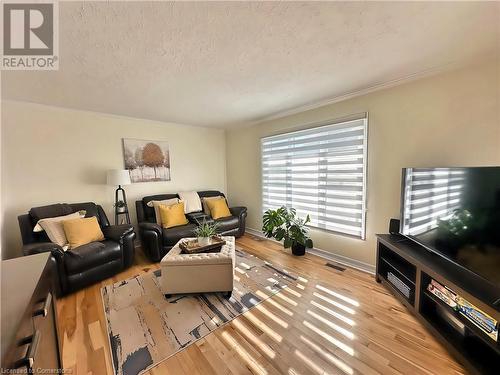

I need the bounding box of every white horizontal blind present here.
[261,117,368,239]
[402,168,465,236]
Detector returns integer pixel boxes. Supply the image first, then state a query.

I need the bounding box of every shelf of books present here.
[420,272,499,373]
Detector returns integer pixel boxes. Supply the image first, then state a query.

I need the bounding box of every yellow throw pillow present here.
[206,199,232,220]
[148,198,180,225]
[202,196,223,215]
[62,217,105,249]
[159,202,189,229]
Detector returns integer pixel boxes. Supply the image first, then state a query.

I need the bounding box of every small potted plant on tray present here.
[194,220,219,246]
[262,206,313,256]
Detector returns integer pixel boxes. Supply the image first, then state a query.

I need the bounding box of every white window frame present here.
[261,114,369,240]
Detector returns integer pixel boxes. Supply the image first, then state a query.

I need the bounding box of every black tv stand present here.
[376,234,500,375]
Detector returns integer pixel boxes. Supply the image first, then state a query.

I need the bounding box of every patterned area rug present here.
[101,247,300,375]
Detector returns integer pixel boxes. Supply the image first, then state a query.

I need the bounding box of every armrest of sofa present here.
[230,206,247,219]
[102,224,134,242]
[229,206,247,238]
[103,224,136,268]
[23,242,67,294]
[138,222,163,262]
[139,222,162,236]
[23,242,65,257]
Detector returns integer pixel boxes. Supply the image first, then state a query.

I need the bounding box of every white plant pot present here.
[198,236,211,246]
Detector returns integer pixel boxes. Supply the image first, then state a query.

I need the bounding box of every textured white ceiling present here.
[2,1,499,127]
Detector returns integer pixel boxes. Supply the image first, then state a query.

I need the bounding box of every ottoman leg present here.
[224,291,232,299]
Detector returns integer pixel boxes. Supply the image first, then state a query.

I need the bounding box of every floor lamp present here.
[107,169,131,225]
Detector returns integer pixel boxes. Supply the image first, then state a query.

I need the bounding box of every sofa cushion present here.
[201,196,223,215]
[64,240,121,274]
[197,191,226,199]
[178,191,202,213]
[34,211,84,249]
[215,216,239,233]
[68,202,103,224]
[159,202,189,229]
[206,199,231,220]
[63,217,105,249]
[142,194,179,222]
[147,198,179,225]
[162,223,197,246]
[29,203,74,224]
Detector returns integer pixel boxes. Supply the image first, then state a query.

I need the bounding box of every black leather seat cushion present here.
[64,240,121,274]
[215,216,239,232]
[162,224,197,246]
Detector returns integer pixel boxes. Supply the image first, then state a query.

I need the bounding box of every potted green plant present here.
[262,206,313,256]
[194,220,219,246]
[114,200,127,213]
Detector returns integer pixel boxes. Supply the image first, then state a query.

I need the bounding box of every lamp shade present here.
[107,169,131,186]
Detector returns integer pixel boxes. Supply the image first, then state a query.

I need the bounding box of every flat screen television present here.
[400,166,500,288]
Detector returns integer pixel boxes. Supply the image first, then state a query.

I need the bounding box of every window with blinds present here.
[401,168,465,236]
[261,116,368,239]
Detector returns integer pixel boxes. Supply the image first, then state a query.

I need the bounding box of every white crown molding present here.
[245,227,375,275]
[0,99,225,131]
[238,61,462,129]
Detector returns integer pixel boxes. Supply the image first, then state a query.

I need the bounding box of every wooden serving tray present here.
[179,236,226,254]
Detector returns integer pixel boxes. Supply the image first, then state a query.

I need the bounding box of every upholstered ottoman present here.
[160,236,235,298]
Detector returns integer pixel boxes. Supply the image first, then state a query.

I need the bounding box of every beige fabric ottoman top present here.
[160,236,235,296]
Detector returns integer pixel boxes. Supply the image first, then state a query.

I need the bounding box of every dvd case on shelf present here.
[427,279,498,342]
[427,279,458,309]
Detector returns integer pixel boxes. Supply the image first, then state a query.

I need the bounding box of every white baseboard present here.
[245,227,375,275]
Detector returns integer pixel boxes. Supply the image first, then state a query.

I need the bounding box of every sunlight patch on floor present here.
[313,292,356,315]
[235,266,246,275]
[254,304,289,328]
[303,320,355,356]
[300,335,354,375]
[295,348,325,374]
[316,284,360,307]
[232,319,276,359]
[282,286,302,298]
[307,310,355,340]
[266,286,298,306]
[239,262,252,270]
[255,290,294,316]
[244,311,283,343]
[221,331,268,375]
[297,276,309,283]
[310,300,356,326]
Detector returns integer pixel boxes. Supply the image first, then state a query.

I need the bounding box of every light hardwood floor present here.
[56,235,466,375]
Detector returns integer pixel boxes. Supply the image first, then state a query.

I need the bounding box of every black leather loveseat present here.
[136,190,247,261]
[18,202,136,295]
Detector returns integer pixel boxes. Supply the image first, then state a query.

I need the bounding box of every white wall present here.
[1,101,226,259]
[226,59,500,267]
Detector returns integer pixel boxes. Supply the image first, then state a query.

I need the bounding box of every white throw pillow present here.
[33,211,86,250]
[177,191,202,213]
[147,198,179,225]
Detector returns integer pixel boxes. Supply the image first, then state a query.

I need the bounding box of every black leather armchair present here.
[18,202,136,295]
[136,190,247,262]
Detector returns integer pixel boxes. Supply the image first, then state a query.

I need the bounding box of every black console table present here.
[376,234,499,375]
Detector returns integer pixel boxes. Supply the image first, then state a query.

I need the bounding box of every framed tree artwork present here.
[122,139,171,182]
